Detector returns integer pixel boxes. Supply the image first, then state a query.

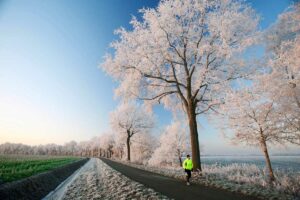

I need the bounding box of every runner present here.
[182,154,193,186]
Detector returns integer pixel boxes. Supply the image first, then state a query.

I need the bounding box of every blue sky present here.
[0,0,298,154]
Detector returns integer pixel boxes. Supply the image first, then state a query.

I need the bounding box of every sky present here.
[0,0,299,154]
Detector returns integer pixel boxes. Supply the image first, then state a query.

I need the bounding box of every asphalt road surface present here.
[101,158,258,200]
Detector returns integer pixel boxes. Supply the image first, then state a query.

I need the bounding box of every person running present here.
[182,154,193,185]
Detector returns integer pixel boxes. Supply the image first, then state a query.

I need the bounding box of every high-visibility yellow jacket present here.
[182,158,193,170]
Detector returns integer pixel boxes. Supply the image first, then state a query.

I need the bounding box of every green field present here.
[0,155,81,183]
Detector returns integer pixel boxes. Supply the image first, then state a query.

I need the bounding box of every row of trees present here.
[0,103,190,167]
[0,140,109,157]
[101,0,300,182]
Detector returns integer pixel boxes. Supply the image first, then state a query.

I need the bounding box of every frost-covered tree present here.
[78,141,90,156]
[148,121,190,167]
[131,133,156,164]
[263,3,300,144]
[33,145,46,155]
[112,130,126,159]
[43,143,61,155]
[99,132,115,158]
[0,143,33,155]
[63,141,78,156]
[102,0,259,170]
[221,85,283,182]
[264,38,300,144]
[110,102,154,161]
[87,137,97,157]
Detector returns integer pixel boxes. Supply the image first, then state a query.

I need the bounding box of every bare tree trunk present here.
[126,136,131,161]
[262,144,275,182]
[177,149,182,167]
[260,132,275,182]
[292,86,300,108]
[187,105,202,171]
[179,156,182,167]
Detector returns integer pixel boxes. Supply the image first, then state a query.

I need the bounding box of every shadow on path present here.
[101,158,258,200]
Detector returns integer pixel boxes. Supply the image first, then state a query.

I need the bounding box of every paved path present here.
[101,158,258,200]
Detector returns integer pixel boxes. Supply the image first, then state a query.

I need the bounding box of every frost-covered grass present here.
[116,159,300,200]
[196,163,300,199]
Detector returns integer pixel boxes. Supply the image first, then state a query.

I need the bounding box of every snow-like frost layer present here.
[116,160,300,200]
[60,158,169,200]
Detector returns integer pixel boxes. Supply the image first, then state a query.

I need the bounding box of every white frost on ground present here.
[117,160,300,200]
[44,160,93,200]
[46,158,169,200]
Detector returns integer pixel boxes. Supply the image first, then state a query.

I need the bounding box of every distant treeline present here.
[0,141,109,157]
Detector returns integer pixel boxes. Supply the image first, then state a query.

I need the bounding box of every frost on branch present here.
[263,3,300,145]
[148,121,190,167]
[265,3,300,51]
